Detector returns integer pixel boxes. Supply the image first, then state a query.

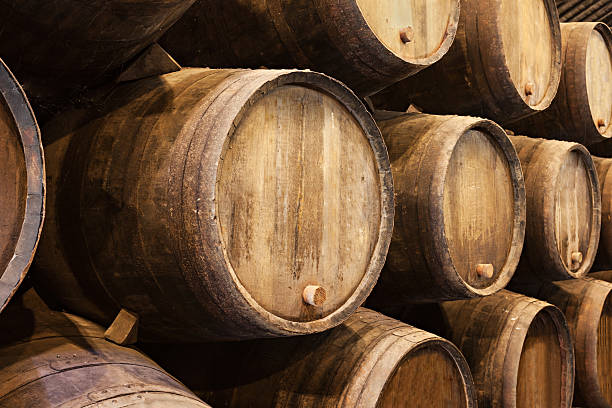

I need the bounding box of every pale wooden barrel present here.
[159,0,460,96]
[33,68,394,342]
[0,58,44,314]
[372,0,562,125]
[0,289,210,407]
[594,157,612,268]
[510,136,601,282]
[142,308,477,408]
[366,113,525,305]
[509,22,612,149]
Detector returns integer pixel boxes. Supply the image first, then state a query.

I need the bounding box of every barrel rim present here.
[351,0,461,67]
[501,297,574,408]
[0,58,45,315]
[478,0,562,119]
[205,69,394,335]
[428,116,525,298]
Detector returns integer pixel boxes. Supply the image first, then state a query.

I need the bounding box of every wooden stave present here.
[509,136,601,282]
[371,0,563,126]
[141,308,477,408]
[594,157,612,268]
[158,0,460,97]
[367,113,525,304]
[32,68,394,342]
[0,58,45,315]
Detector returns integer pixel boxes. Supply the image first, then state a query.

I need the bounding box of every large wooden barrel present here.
[159,0,461,96]
[509,136,601,282]
[508,23,612,148]
[529,277,612,408]
[372,0,562,125]
[0,0,195,101]
[32,68,394,342]
[0,59,45,314]
[556,0,612,27]
[0,289,210,407]
[142,308,476,408]
[366,113,525,305]
[594,157,612,268]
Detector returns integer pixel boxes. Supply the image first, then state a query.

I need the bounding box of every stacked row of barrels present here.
[0,0,612,407]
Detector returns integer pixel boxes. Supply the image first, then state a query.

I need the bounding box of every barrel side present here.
[0,59,44,314]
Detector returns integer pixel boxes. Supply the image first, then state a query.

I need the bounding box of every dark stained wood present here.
[382,291,574,408]
[159,0,461,96]
[594,157,612,269]
[527,277,612,408]
[509,136,601,283]
[508,23,612,149]
[142,308,476,408]
[0,0,195,103]
[0,58,44,315]
[32,68,394,342]
[372,0,562,125]
[556,0,612,27]
[367,113,525,305]
[0,289,210,407]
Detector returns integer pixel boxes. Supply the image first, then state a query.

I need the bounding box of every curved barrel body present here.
[367,113,525,304]
[159,0,460,96]
[593,157,612,268]
[33,68,394,342]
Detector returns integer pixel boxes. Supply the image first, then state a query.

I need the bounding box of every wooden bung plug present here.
[476,264,494,279]
[399,26,414,44]
[303,286,327,307]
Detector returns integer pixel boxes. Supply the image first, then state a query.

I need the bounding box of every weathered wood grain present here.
[159,0,460,96]
[142,308,476,408]
[367,113,525,304]
[32,68,394,342]
[0,289,210,407]
[0,58,44,315]
[372,0,562,125]
[509,136,600,283]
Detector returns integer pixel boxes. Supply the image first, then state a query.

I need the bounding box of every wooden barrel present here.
[0,59,44,314]
[158,0,461,96]
[509,136,601,282]
[508,23,612,148]
[366,113,525,305]
[0,289,210,407]
[594,157,612,268]
[372,0,562,125]
[0,0,195,100]
[529,277,612,408]
[142,308,476,408]
[32,68,394,342]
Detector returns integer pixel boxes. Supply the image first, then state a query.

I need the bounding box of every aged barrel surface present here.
[509,23,612,148]
[32,68,394,342]
[389,291,574,408]
[159,0,460,96]
[366,113,525,304]
[594,157,612,268]
[0,289,210,407]
[142,308,476,408]
[372,0,562,125]
[0,59,44,314]
[0,0,195,102]
[509,136,600,282]
[529,277,612,408]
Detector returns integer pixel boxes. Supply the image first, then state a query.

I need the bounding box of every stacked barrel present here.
[0,0,611,406]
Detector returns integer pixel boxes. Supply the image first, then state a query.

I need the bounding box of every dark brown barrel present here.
[372,0,562,125]
[556,0,612,27]
[0,0,196,100]
[407,291,574,408]
[366,113,525,305]
[510,136,601,282]
[531,277,612,408]
[0,59,44,314]
[0,289,210,407]
[508,23,612,148]
[159,0,460,96]
[33,68,394,342]
[594,157,612,268]
[142,308,476,408]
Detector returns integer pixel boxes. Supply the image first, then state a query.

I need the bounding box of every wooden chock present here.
[476,264,494,279]
[105,308,139,346]
[303,285,327,306]
[117,43,181,83]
